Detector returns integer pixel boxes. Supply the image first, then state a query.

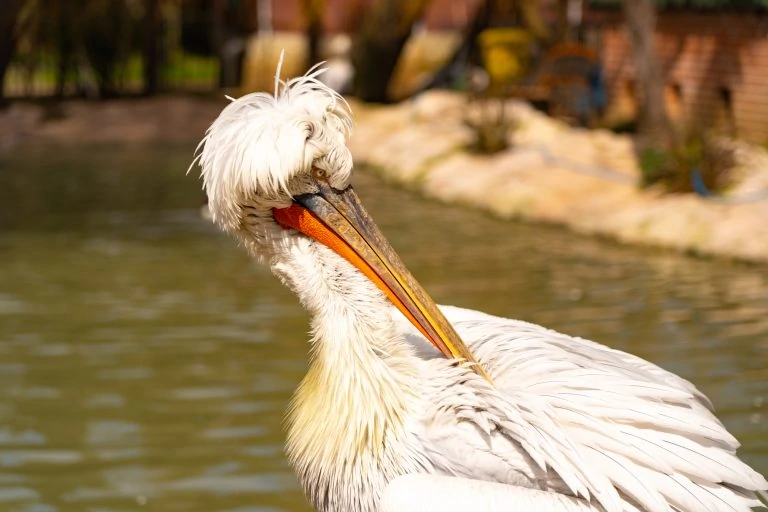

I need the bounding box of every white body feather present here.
[393,304,767,512]
[195,63,768,512]
[380,474,599,511]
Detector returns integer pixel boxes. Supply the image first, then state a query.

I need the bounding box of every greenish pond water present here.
[0,142,766,512]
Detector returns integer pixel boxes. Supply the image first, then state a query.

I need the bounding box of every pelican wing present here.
[381,474,601,511]
[392,305,768,512]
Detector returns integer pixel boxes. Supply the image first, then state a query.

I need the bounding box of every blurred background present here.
[0,1,767,511]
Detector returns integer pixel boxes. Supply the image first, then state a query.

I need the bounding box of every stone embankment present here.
[3,93,768,263]
[347,92,768,264]
[0,96,223,152]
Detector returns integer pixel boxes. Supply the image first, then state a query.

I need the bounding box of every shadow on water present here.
[0,141,765,511]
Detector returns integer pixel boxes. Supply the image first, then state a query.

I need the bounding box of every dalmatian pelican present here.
[192,64,767,512]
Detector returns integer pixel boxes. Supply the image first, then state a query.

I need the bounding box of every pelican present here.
[192,64,768,512]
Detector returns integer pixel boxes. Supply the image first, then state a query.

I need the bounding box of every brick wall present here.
[597,11,768,143]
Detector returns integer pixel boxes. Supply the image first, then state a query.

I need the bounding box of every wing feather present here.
[392,305,768,512]
[585,448,669,512]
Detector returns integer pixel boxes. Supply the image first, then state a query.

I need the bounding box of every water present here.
[0,142,766,511]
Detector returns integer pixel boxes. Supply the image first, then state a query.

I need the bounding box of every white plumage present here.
[393,305,766,512]
[194,62,767,512]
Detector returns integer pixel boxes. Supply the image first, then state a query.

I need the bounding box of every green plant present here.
[638,145,672,186]
[638,134,737,193]
[465,96,514,154]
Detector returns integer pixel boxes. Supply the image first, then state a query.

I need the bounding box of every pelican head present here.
[195,66,486,376]
[197,68,353,259]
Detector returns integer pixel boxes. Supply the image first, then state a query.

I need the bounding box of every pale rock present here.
[348,94,768,264]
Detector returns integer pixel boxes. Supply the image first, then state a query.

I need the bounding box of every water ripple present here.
[0,153,765,512]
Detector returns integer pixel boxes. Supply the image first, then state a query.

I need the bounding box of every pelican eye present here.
[312,167,327,181]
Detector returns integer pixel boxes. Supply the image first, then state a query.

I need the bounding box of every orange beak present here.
[273,180,491,383]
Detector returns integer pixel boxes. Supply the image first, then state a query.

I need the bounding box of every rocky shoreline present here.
[0,96,223,152]
[3,93,768,263]
[347,92,768,264]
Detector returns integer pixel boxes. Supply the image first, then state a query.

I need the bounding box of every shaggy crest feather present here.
[193,61,353,231]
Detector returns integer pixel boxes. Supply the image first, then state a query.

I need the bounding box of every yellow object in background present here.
[478,28,533,87]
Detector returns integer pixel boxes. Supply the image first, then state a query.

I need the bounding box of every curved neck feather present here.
[272,237,419,397]
[275,239,420,475]
[273,239,416,362]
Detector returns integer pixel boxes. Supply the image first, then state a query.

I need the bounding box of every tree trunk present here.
[143,0,161,96]
[55,0,75,98]
[555,0,569,42]
[82,0,130,98]
[352,0,430,103]
[301,0,323,71]
[0,0,25,106]
[623,0,675,147]
[306,18,322,70]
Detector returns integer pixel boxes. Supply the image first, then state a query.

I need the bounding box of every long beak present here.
[273,181,491,383]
